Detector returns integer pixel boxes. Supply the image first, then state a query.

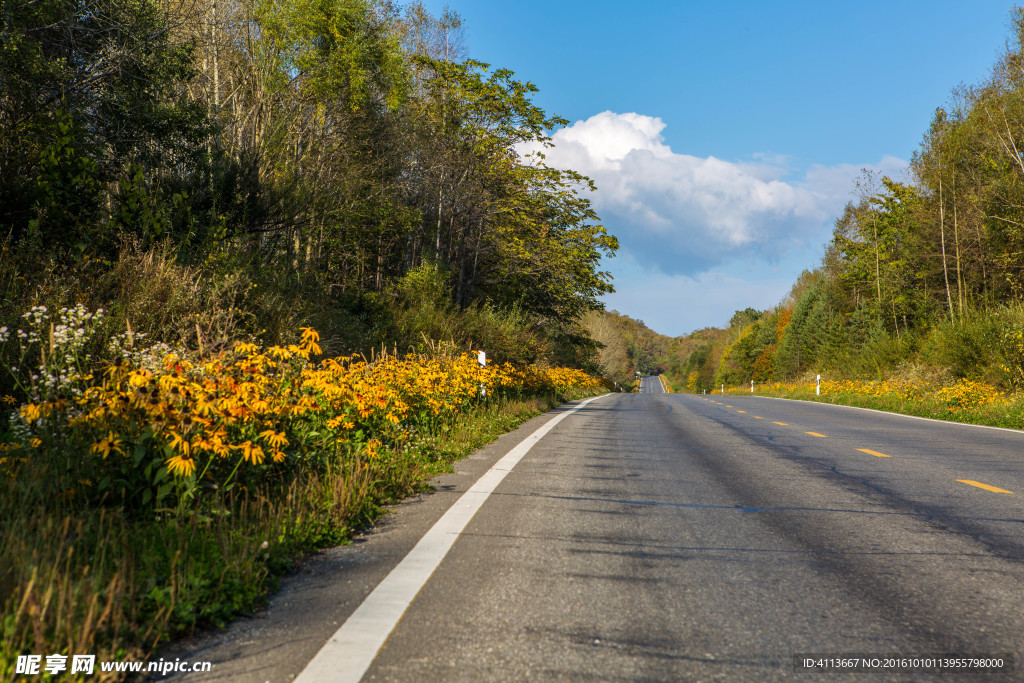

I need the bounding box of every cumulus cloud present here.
[521,111,907,275]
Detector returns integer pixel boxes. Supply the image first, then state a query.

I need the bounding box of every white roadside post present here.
[721,384,724,395]
[750,379,754,393]
[816,374,821,396]
[478,351,487,399]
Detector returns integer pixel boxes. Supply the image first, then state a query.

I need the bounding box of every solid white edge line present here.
[751,395,1024,435]
[293,393,610,683]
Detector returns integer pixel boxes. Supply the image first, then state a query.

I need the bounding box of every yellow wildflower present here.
[166,454,196,477]
[259,430,288,449]
[233,440,265,465]
[167,431,191,456]
[89,432,122,458]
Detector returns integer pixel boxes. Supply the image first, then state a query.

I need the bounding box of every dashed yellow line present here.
[956,479,1014,494]
[695,398,1019,496]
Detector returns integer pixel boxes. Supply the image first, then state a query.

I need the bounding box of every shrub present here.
[922,310,1002,380]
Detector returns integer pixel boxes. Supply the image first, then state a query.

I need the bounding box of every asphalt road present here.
[637,375,665,394]
[166,389,1024,681]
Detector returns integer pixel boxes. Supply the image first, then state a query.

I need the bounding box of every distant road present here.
[169,391,1024,681]
[638,374,664,393]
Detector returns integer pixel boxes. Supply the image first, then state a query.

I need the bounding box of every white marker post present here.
[478,351,487,398]
[816,374,821,396]
[750,379,754,393]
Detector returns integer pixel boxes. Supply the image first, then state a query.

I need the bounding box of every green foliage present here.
[713,313,782,386]
[0,0,209,256]
[0,0,617,375]
[923,309,1004,380]
[679,339,717,393]
[22,110,105,260]
[374,265,551,364]
[729,307,762,330]
[582,310,682,387]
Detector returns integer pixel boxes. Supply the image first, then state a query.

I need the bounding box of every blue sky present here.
[418,0,1018,336]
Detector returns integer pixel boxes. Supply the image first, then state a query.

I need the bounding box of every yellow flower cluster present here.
[819,378,931,401]
[817,377,1003,410]
[752,376,1008,414]
[934,379,1002,410]
[4,329,604,483]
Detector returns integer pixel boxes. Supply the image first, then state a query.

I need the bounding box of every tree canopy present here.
[0,0,616,363]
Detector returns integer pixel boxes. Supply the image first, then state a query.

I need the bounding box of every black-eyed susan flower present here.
[166,454,196,477]
[259,430,288,449]
[90,432,123,458]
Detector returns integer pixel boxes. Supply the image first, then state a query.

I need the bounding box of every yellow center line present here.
[753,416,764,419]
[736,410,746,413]
[805,432,828,438]
[956,479,1014,494]
[857,448,891,458]
[725,405,733,408]
[773,421,788,426]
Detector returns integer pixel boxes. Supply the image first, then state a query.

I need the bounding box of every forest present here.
[666,8,1024,401]
[0,0,617,370]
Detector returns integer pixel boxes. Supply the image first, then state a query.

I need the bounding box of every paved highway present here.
[167,390,1024,681]
[637,374,664,394]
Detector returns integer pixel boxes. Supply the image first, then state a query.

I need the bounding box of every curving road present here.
[166,390,1024,681]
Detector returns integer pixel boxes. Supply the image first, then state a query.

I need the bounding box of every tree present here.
[0,0,209,257]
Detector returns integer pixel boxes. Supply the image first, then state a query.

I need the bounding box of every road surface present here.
[637,374,664,394]
[166,390,1024,681]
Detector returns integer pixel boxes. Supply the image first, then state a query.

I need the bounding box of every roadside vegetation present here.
[0,0,613,676]
[0,308,603,675]
[715,378,1024,431]
[663,8,1024,431]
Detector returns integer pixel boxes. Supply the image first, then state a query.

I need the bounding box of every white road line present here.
[753,395,1024,435]
[294,393,609,683]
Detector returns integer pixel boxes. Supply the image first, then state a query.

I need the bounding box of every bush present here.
[922,310,1002,381]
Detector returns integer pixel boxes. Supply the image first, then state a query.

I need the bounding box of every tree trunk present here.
[952,172,964,317]
[939,178,955,321]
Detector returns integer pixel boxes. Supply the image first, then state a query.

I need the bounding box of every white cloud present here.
[522,111,908,276]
